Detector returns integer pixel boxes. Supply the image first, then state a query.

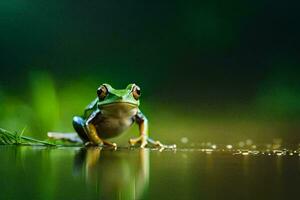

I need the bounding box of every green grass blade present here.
[0,127,57,146]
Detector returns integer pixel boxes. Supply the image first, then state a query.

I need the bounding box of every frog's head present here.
[96,83,141,109]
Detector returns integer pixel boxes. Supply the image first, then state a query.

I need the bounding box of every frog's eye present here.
[97,85,108,100]
[132,85,141,100]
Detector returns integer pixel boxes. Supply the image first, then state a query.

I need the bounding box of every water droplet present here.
[251,150,260,155]
[180,137,189,144]
[246,139,253,146]
[238,141,245,148]
[239,150,250,155]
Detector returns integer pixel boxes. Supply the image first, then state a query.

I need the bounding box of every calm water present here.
[0,146,299,200]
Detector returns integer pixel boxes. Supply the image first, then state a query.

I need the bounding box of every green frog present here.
[72,83,175,149]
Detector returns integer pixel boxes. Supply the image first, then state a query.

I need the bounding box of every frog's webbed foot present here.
[102,140,117,149]
[129,136,176,149]
[147,138,177,149]
[84,140,117,149]
[129,135,148,148]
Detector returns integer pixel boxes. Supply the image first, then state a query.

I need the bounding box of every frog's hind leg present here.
[73,116,89,143]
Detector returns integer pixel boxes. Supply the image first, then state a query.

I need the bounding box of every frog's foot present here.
[129,136,176,149]
[102,140,117,149]
[85,141,117,149]
[147,138,177,149]
[129,135,148,148]
[146,138,163,147]
[146,138,175,149]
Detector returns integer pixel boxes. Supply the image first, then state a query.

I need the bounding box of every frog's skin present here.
[72,83,172,148]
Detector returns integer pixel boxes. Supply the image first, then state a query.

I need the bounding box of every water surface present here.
[0,146,299,200]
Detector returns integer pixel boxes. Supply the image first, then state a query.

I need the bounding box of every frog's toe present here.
[102,140,117,149]
[111,143,117,148]
[147,138,177,149]
[140,140,148,148]
[146,138,162,147]
[107,142,117,150]
[154,140,163,147]
[129,137,140,146]
[129,135,146,147]
[112,143,117,150]
[129,139,134,146]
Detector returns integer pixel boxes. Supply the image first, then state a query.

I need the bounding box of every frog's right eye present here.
[97,85,108,100]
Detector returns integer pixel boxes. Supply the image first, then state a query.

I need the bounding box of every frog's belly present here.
[94,117,134,139]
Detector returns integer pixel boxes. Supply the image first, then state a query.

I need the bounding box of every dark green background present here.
[0,1,299,145]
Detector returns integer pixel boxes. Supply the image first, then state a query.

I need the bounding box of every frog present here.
[72,83,175,149]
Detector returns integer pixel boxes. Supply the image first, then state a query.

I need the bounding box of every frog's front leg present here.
[85,111,117,148]
[129,110,164,148]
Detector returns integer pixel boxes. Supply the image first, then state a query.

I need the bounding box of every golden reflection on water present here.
[73,147,149,200]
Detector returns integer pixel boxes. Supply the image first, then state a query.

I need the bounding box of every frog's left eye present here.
[97,85,108,100]
[132,85,141,100]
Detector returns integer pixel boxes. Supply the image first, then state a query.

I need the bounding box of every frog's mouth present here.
[99,102,138,117]
[99,102,138,110]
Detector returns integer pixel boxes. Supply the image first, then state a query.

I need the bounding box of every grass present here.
[0,127,57,146]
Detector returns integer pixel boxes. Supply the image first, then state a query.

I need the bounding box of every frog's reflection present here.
[74,147,149,200]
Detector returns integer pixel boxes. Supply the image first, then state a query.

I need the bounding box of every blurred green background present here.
[0,0,299,145]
